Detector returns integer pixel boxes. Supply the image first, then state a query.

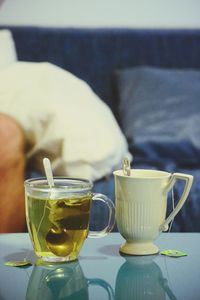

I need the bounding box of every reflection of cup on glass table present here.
[115,256,177,300]
[26,260,114,300]
[113,169,193,255]
[24,177,115,263]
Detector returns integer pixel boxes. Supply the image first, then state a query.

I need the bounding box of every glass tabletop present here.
[0,232,200,300]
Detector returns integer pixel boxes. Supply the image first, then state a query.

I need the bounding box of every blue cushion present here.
[3,27,200,115]
[115,66,200,167]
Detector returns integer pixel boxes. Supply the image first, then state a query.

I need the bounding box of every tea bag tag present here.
[122,158,131,176]
[4,259,32,267]
[160,249,187,257]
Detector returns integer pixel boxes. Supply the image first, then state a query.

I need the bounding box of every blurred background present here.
[0,0,200,28]
[0,0,200,234]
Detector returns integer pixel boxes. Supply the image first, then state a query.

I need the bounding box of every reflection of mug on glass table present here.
[115,256,177,300]
[114,169,193,255]
[24,177,115,262]
[26,260,114,300]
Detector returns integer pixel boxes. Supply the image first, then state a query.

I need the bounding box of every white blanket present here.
[0,62,131,181]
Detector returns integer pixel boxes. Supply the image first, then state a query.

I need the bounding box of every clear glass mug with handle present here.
[24,177,115,263]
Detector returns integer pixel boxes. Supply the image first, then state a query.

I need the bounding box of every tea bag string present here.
[163,187,175,294]
[14,158,55,266]
[122,157,131,176]
[168,187,175,232]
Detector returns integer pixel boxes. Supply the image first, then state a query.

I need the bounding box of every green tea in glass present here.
[24,177,115,263]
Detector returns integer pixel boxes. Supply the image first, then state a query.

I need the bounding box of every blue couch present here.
[2,26,200,232]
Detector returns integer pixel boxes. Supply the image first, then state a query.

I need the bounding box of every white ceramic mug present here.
[113,169,193,255]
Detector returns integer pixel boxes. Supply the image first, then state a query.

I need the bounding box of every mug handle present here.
[160,173,193,232]
[88,193,115,238]
[87,278,114,300]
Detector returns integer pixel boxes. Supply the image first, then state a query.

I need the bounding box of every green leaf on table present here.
[160,249,187,257]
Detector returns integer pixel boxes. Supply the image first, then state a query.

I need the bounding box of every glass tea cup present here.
[24,177,115,263]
